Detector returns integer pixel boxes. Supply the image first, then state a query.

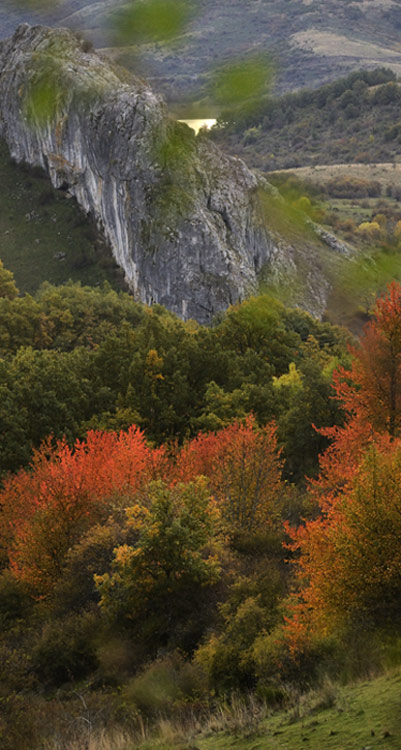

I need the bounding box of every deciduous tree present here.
[0,426,165,593]
[175,416,283,534]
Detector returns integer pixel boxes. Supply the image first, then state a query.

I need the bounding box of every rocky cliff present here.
[0,24,342,322]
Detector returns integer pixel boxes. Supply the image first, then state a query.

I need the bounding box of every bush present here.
[124,653,208,716]
[0,570,31,629]
[324,176,382,199]
[31,611,98,686]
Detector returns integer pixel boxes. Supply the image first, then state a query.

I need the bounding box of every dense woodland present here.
[2,256,401,747]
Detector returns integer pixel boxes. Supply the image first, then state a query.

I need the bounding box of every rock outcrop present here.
[0,24,341,322]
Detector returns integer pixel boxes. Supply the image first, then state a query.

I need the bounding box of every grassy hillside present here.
[211,69,401,172]
[125,668,401,750]
[197,668,401,750]
[38,667,401,749]
[0,139,126,294]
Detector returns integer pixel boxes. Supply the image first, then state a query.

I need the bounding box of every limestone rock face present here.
[0,24,335,322]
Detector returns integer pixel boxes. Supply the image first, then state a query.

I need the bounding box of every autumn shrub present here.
[96,633,143,685]
[194,564,285,692]
[0,692,47,750]
[0,426,165,596]
[52,520,127,613]
[0,569,31,629]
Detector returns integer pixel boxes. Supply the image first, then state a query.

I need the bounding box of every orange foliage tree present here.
[0,416,284,595]
[174,416,284,534]
[0,426,165,593]
[286,444,401,644]
[285,282,401,648]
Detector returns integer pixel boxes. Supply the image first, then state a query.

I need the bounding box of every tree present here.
[95,479,221,653]
[334,281,401,439]
[174,416,283,535]
[286,445,401,645]
[276,340,344,483]
[0,261,18,300]
[0,426,165,594]
[284,283,401,649]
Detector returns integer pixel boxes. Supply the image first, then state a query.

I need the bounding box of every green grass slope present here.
[0,139,126,294]
[197,669,401,750]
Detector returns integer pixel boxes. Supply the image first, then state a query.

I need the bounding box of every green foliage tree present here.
[0,261,19,300]
[96,479,221,653]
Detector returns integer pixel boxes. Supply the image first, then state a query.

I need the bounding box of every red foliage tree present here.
[334,281,401,439]
[0,426,165,593]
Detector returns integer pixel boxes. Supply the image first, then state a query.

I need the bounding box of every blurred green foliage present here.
[112,0,194,46]
[212,55,273,113]
[23,55,66,128]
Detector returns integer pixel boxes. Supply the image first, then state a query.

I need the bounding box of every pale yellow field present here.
[270,162,401,190]
[290,30,401,77]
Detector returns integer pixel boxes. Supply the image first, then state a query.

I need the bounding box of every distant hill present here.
[2,1,401,102]
[211,69,401,172]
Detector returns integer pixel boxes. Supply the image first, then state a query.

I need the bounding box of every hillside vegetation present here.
[260,165,401,330]
[3,7,401,748]
[2,267,401,749]
[212,69,401,172]
[0,140,126,294]
[199,667,401,750]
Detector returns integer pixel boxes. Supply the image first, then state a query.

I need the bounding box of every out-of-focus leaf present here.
[257,187,315,244]
[23,55,67,129]
[211,56,273,111]
[112,0,194,46]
